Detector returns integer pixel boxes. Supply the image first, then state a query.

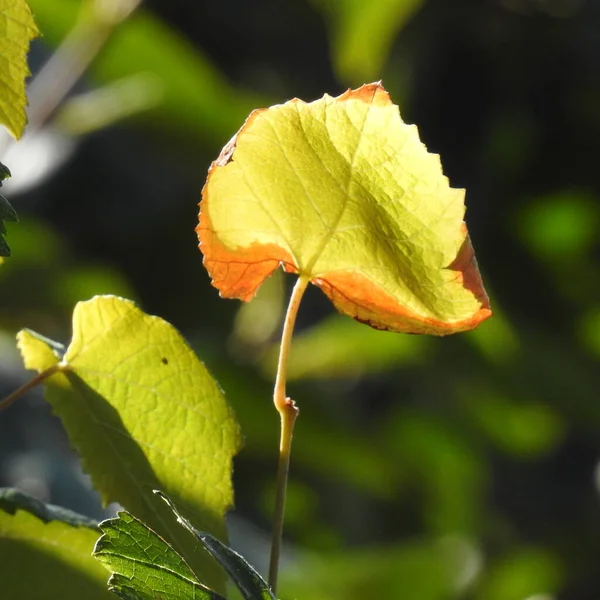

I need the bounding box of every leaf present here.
[197,82,491,335]
[0,0,39,139]
[0,487,112,599]
[460,383,564,458]
[313,0,425,83]
[94,511,224,600]
[280,537,476,600]
[0,161,17,257]
[17,295,242,594]
[157,492,276,600]
[262,313,430,380]
[478,548,563,600]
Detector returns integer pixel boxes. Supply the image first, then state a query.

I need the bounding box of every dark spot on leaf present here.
[161,357,168,365]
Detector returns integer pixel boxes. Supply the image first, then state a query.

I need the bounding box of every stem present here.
[268,274,310,594]
[0,364,63,412]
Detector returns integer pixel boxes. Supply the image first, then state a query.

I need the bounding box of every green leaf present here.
[94,511,224,600]
[157,492,276,600]
[262,313,429,380]
[0,487,111,599]
[198,83,491,335]
[17,295,242,594]
[313,0,425,83]
[0,161,17,257]
[477,548,563,600]
[0,0,39,138]
[280,537,475,600]
[459,384,564,458]
[517,189,600,265]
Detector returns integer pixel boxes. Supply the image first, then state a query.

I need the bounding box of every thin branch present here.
[268,274,310,594]
[0,364,63,412]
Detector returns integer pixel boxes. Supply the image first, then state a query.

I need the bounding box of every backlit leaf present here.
[94,511,223,600]
[262,313,429,380]
[476,548,563,600]
[157,492,275,600]
[280,537,475,600]
[0,0,39,139]
[313,0,425,83]
[17,295,242,594]
[197,82,491,335]
[0,487,111,599]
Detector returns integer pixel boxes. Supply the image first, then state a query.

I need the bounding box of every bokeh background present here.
[1,0,600,598]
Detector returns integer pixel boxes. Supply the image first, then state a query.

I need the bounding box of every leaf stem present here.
[0,364,63,412]
[268,274,310,594]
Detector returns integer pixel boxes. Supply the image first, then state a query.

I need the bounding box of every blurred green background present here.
[1,0,600,599]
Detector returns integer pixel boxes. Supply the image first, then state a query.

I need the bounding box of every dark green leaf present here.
[156,491,276,600]
[0,161,11,182]
[0,161,17,257]
[94,511,224,600]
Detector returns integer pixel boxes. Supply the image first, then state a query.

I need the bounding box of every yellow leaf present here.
[0,0,39,139]
[197,83,491,335]
[17,296,242,594]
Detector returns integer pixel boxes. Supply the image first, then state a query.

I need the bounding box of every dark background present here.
[2,0,600,598]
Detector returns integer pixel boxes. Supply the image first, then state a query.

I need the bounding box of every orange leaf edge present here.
[197,82,491,336]
[197,206,297,301]
[315,269,490,337]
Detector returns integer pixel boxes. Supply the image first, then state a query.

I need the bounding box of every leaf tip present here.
[336,80,391,107]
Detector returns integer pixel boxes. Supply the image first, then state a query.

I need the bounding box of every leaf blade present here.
[0,161,17,257]
[0,0,39,139]
[94,511,224,600]
[17,295,242,594]
[157,492,276,600]
[314,0,425,83]
[197,82,491,335]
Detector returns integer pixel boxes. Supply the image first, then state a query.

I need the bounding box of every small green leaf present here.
[0,161,10,181]
[0,0,39,139]
[262,313,429,380]
[0,162,17,257]
[17,295,242,594]
[94,511,224,600]
[157,492,276,600]
[0,487,111,599]
[313,0,425,83]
